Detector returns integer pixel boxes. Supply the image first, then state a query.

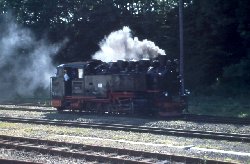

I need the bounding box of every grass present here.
[188,95,250,118]
[0,122,183,146]
[0,122,17,128]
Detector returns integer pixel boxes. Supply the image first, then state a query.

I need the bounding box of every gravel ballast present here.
[0,105,249,163]
[0,148,89,164]
[0,106,249,134]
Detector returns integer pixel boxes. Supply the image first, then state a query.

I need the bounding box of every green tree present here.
[1,0,249,95]
[183,0,250,92]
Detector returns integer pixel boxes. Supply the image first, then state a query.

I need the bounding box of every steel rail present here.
[0,116,249,143]
[0,107,54,112]
[182,114,250,125]
[0,158,41,164]
[1,106,250,125]
[0,135,231,164]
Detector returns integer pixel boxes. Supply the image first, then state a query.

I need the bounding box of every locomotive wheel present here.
[95,103,103,114]
[56,107,64,113]
[110,99,134,115]
[158,111,182,117]
[85,102,97,113]
[79,103,86,113]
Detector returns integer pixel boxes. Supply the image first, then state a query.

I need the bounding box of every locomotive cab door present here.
[63,67,84,96]
[51,76,65,109]
[51,77,65,98]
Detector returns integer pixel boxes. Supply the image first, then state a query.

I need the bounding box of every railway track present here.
[0,158,41,164]
[1,105,250,125]
[0,116,249,143]
[0,106,54,113]
[0,135,230,164]
[182,114,250,125]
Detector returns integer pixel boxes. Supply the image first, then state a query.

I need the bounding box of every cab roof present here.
[57,62,86,68]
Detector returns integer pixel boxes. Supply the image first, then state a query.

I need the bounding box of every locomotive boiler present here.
[51,55,188,116]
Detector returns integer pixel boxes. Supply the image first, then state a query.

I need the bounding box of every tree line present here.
[1,0,249,96]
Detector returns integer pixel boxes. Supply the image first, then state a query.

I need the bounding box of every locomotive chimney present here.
[158,55,167,67]
[117,60,125,71]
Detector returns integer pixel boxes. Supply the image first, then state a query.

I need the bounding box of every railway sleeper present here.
[0,135,234,164]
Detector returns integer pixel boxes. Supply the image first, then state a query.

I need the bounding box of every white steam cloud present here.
[92,26,166,62]
[0,14,66,101]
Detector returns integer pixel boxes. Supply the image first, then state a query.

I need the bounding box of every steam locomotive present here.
[51,55,188,116]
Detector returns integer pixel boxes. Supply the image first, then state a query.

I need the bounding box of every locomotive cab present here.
[51,62,85,109]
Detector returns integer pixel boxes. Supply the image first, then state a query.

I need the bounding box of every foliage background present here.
[0,0,250,113]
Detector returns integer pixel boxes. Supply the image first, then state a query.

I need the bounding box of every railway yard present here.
[0,105,249,163]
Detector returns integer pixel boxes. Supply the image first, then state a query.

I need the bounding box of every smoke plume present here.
[0,14,65,101]
[92,26,166,62]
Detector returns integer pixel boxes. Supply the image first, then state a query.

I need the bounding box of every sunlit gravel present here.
[0,148,88,163]
[0,105,249,163]
[0,105,249,134]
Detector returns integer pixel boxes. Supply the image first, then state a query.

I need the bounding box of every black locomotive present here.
[51,55,188,116]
